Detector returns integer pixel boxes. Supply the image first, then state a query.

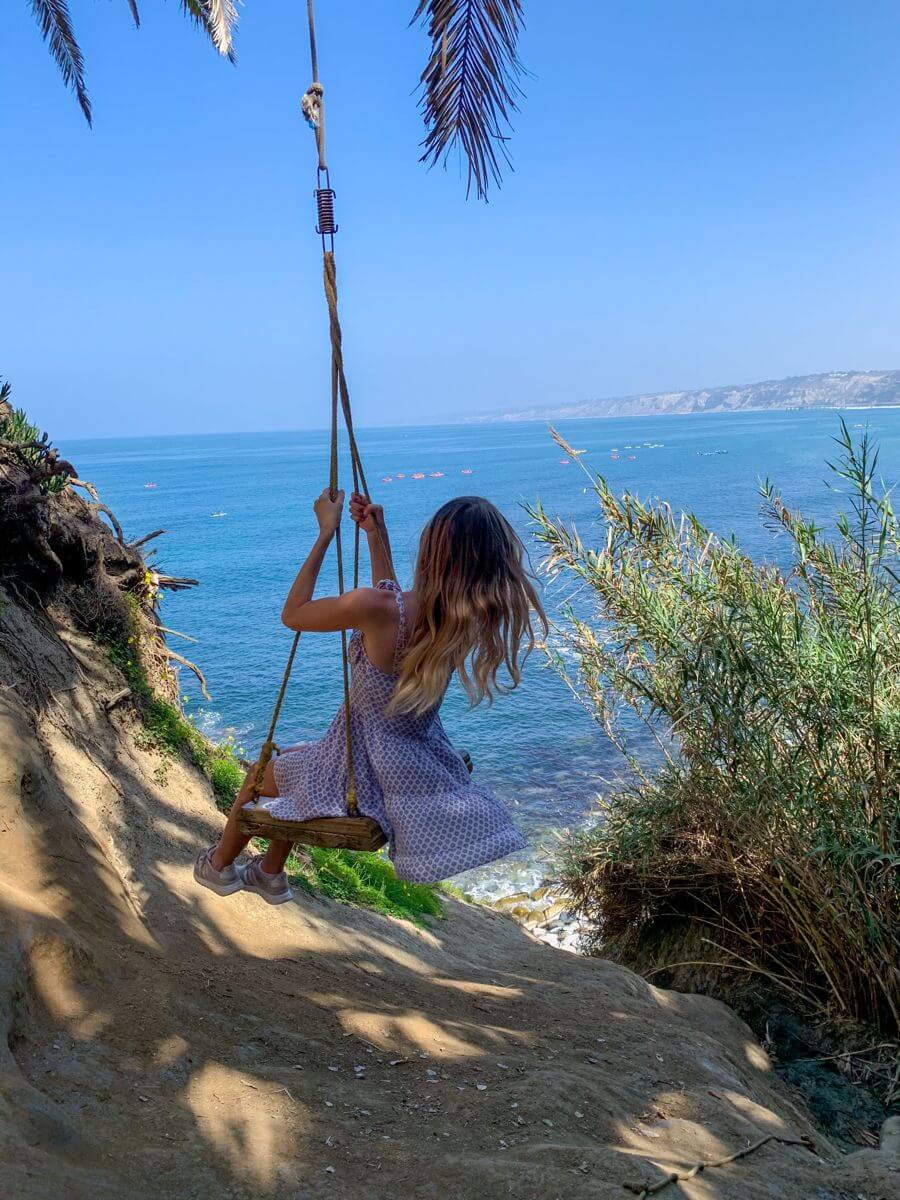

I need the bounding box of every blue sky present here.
[3,1,900,437]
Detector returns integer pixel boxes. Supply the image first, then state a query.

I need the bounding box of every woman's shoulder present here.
[348,585,401,622]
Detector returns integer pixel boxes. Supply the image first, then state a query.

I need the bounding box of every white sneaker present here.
[239,856,294,905]
[194,848,244,896]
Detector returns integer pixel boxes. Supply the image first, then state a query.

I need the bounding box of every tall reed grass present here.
[528,423,899,1032]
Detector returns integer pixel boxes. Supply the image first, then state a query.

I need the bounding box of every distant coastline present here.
[465,369,900,424]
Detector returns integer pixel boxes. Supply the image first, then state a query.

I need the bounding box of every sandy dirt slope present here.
[0,598,896,1200]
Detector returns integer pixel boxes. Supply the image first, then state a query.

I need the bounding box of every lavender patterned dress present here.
[259,580,525,883]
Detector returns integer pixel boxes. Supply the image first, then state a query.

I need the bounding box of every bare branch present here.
[68,477,99,501]
[165,648,211,700]
[129,529,166,549]
[155,573,199,592]
[157,625,199,644]
[103,687,132,713]
[88,502,125,545]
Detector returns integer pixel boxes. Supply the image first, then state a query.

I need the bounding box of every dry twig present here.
[624,1133,814,1197]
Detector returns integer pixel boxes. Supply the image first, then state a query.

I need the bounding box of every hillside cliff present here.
[475,369,900,422]
[0,435,896,1199]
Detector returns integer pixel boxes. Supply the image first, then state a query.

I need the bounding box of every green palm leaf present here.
[29,0,91,124]
[413,0,526,199]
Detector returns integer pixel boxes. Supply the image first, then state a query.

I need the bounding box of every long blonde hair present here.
[389,497,547,716]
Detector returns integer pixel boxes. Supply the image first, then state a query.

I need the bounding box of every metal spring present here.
[315,187,337,235]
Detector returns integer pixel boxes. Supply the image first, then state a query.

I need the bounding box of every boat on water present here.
[429,471,445,478]
[211,511,226,518]
[381,476,393,483]
[460,468,473,475]
[144,482,158,489]
[396,472,406,479]
[411,472,425,479]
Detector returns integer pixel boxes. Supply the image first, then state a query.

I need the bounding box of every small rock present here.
[882,1116,900,1157]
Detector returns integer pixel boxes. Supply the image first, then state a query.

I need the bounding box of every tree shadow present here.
[0,606,841,1200]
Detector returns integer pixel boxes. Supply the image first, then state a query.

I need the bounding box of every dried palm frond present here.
[30,1,236,125]
[413,0,525,200]
[180,0,239,61]
[29,0,91,124]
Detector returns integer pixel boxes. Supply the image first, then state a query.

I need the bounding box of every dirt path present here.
[0,609,895,1199]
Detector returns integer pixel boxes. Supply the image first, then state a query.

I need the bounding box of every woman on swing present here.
[195,489,546,904]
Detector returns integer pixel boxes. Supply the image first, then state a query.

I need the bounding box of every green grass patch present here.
[94,595,246,806]
[285,845,444,926]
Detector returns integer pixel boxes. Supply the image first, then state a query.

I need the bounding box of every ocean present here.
[61,408,900,896]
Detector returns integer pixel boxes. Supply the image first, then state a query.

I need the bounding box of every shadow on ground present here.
[0,597,892,1200]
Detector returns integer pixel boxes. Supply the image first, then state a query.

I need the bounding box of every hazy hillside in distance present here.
[471,369,900,422]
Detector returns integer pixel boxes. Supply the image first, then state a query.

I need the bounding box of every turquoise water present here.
[61,409,900,894]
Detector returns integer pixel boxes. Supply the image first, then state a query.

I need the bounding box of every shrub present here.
[0,384,68,493]
[529,423,899,1033]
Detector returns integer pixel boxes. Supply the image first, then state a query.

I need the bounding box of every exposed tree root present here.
[164,648,211,700]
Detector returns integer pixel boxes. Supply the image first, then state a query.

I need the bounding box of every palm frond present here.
[29,0,91,124]
[125,1,141,28]
[180,0,238,62]
[413,0,524,200]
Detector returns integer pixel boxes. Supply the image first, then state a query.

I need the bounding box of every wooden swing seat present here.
[237,807,387,852]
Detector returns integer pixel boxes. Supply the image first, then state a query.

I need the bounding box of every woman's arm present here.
[349,492,395,585]
[280,488,344,628]
[281,488,395,635]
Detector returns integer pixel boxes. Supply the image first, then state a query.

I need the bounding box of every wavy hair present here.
[389,496,547,716]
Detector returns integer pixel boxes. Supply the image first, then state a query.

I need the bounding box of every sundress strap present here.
[375,579,408,672]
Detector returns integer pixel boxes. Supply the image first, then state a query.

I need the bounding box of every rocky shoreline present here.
[489,880,592,954]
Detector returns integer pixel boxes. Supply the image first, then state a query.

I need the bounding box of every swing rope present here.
[245,0,394,825]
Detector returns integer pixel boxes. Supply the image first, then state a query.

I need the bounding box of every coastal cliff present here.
[477,368,900,422]
[0,432,896,1199]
